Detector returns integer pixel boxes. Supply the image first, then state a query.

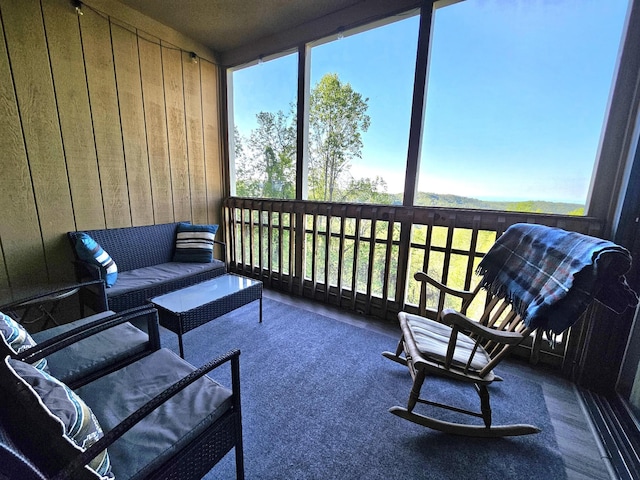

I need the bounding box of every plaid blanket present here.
[477,223,638,334]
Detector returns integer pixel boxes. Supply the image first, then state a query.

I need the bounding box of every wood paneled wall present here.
[0,0,225,287]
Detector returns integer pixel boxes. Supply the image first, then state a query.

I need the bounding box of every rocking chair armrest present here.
[441,308,526,345]
[414,272,475,300]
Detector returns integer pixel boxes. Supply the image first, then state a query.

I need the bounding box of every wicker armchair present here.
[1,305,244,479]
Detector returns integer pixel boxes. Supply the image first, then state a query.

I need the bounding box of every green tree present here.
[308,73,371,201]
[337,176,389,204]
[236,110,296,199]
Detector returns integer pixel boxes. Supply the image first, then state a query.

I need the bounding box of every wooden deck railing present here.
[223,197,605,372]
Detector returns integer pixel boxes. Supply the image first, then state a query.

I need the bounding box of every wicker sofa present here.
[67,222,226,314]
[0,305,244,480]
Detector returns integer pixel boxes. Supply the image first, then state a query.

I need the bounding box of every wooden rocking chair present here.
[383,223,638,438]
[383,272,538,437]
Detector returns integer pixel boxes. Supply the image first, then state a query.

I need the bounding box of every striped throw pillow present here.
[0,312,48,371]
[173,223,219,263]
[2,357,114,479]
[75,233,118,287]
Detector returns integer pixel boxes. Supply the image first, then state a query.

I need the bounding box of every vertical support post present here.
[294,45,310,293]
[396,1,435,311]
[402,0,435,207]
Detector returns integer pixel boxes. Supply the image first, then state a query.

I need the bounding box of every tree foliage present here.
[235,110,296,199]
[234,72,376,203]
[308,73,371,201]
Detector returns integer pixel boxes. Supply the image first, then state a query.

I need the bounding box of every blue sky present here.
[232,0,629,204]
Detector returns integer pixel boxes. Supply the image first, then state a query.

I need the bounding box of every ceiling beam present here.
[220,0,422,68]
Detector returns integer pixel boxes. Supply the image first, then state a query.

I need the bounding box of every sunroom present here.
[1,0,640,478]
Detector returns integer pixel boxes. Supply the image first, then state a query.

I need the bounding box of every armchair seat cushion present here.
[32,312,150,386]
[400,312,491,372]
[76,348,233,480]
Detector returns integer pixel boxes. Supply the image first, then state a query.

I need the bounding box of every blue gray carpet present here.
[159,298,566,480]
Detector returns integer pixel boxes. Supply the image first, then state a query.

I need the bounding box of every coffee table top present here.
[150,274,261,313]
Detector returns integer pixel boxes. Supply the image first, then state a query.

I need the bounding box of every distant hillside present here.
[388,192,584,215]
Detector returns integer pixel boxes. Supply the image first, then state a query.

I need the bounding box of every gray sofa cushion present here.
[32,312,149,386]
[106,261,225,297]
[76,348,233,480]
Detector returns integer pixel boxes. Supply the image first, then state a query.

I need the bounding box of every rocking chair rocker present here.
[383,223,638,438]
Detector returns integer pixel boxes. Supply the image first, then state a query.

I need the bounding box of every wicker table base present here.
[150,274,262,358]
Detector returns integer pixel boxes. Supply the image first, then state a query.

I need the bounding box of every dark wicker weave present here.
[67,223,226,313]
[72,223,182,272]
[2,307,244,479]
[52,349,244,480]
[153,275,262,358]
[107,269,228,314]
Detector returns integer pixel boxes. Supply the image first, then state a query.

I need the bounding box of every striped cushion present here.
[0,312,48,371]
[173,222,219,263]
[401,312,491,372]
[75,233,118,287]
[1,357,113,479]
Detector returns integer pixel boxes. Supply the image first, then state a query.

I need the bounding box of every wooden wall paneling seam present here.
[81,0,218,64]
[201,59,223,226]
[81,7,130,228]
[0,3,47,285]
[182,50,207,224]
[0,241,8,289]
[138,34,174,224]
[161,44,191,222]
[111,22,154,226]
[43,0,105,231]
[1,0,75,282]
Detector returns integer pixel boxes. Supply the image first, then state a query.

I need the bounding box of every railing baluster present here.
[351,206,362,312]
[278,207,284,281]
[365,207,378,315]
[336,206,347,307]
[258,201,264,280]
[311,208,318,295]
[324,205,332,303]
[266,203,273,286]
[240,208,247,275]
[222,198,604,370]
[441,213,456,285]
[466,215,481,290]
[382,208,396,318]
